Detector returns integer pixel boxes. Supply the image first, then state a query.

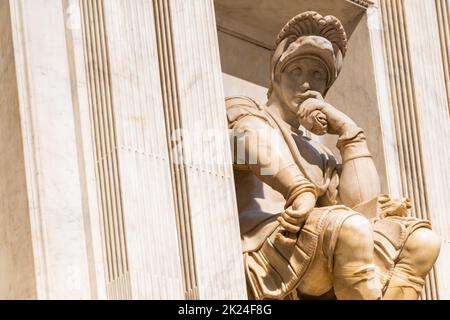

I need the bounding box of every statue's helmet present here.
[268,11,348,98]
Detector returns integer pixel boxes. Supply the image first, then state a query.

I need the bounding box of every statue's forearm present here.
[337,127,381,208]
[339,157,380,208]
[232,117,317,205]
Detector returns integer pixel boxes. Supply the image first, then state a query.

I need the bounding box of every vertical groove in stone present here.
[402,0,450,300]
[436,0,450,114]
[168,0,247,299]
[379,0,438,300]
[80,0,130,299]
[100,0,184,299]
[434,0,450,297]
[152,0,199,299]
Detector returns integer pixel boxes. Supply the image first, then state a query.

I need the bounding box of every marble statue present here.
[226,11,441,300]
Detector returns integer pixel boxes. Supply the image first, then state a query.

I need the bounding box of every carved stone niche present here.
[215,0,369,87]
[214,0,395,195]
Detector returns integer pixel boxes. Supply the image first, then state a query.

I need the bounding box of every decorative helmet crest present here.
[268,11,348,98]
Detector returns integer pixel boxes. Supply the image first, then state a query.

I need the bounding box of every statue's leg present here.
[332,214,382,300]
[382,227,441,300]
[244,207,386,300]
[298,209,383,299]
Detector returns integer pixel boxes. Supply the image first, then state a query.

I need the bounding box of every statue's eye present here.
[314,71,324,80]
[290,67,302,76]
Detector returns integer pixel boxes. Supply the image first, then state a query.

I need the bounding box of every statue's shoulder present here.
[225,95,260,108]
[225,96,270,127]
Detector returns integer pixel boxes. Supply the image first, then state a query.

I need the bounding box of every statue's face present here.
[277,56,328,114]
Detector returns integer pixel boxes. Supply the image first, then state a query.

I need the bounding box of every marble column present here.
[1,0,106,299]
[402,0,450,300]
[0,0,246,299]
[435,0,450,113]
[378,0,450,299]
[0,0,36,299]
[82,0,186,299]
[166,0,247,299]
[82,0,246,300]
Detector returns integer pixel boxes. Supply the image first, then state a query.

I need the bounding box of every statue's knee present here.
[402,228,441,277]
[337,214,373,255]
[340,215,372,242]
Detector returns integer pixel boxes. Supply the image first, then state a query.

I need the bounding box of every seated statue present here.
[226,11,441,300]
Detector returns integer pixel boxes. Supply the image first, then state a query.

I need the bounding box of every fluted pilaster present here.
[167,0,247,299]
[379,0,450,299]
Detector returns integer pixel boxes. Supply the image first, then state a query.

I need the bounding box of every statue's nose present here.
[299,81,310,92]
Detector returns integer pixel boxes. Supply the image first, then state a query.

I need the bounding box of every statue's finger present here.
[274,233,297,246]
[281,211,307,225]
[285,207,312,219]
[277,217,301,233]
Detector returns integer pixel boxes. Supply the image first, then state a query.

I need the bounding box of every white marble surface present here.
[170,0,247,299]
[0,0,36,299]
[7,0,95,299]
[404,0,450,299]
[103,0,185,299]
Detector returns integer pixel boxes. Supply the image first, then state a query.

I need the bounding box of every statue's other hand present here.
[300,109,328,135]
[297,91,328,135]
[296,90,325,102]
[291,191,316,216]
[298,97,356,136]
[275,192,316,245]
